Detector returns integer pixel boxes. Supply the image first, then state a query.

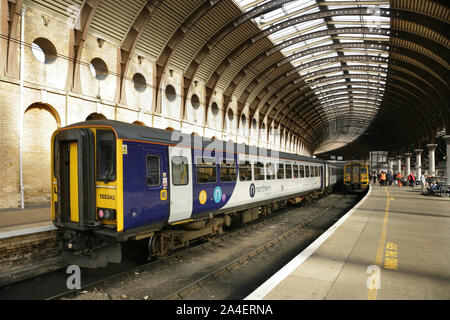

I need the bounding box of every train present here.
[51,120,343,268]
[343,161,369,193]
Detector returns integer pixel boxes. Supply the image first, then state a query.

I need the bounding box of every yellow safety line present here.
[368,187,390,300]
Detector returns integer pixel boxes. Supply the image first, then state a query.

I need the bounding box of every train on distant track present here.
[51,120,343,268]
[343,161,369,193]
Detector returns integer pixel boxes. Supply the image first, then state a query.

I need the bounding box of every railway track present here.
[161,204,335,300]
[0,192,358,300]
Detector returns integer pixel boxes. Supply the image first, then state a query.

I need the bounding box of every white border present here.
[245,185,373,300]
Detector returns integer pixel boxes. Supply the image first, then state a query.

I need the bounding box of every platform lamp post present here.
[444,135,450,180]
[414,149,423,178]
[426,144,438,177]
[405,153,412,176]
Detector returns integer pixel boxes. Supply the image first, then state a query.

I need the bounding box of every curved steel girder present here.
[298,100,422,150]
[222,24,448,100]
[251,53,446,130]
[188,6,394,93]
[269,66,439,135]
[308,103,419,150]
[286,82,428,139]
[175,5,448,142]
[282,80,432,142]
[247,41,448,116]
[222,27,391,97]
[307,89,429,145]
[184,0,294,80]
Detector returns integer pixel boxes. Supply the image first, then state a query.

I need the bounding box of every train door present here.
[168,146,193,223]
[352,165,360,184]
[320,165,324,189]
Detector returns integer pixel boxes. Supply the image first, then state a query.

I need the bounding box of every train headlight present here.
[97,208,116,220]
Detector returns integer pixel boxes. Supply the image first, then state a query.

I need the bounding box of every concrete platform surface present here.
[246,185,450,300]
[0,205,53,238]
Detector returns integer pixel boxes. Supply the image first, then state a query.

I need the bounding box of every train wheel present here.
[148,234,169,258]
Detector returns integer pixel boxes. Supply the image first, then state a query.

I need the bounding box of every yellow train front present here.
[343,161,369,193]
[51,122,124,268]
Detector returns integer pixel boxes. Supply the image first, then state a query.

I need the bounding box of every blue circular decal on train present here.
[249,183,256,198]
[213,186,223,203]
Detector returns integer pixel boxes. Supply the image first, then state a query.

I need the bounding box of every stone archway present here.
[23,103,60,205]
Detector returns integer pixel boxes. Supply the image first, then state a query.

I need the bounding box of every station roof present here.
[27,0,450,155]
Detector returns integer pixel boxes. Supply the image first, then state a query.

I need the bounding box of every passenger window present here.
[299,165,305,178]
[266,163,275,180]
[97,130,116,182]
[171,156,189,186]
[286,164,292,179]
[316,167,320,177]
[277,163,285,179]
[239,161,252,181]
[293,165,299,178]
[254,162,265,181]
[196,157,217,183]
[220,159,236,182]
[146,155,160,187]
[311,166,315,177]
[305,165,310,177]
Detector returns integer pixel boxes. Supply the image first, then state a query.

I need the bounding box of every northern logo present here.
[249,183,256,198]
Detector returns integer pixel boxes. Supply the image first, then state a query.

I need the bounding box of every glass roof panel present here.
[235,0,391,151]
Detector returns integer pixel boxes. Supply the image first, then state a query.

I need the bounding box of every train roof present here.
[64,120,341,165]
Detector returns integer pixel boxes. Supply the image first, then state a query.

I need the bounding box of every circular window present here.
[165,84,177,101]
[191,94,200,109]
[133,73,147,92]
[252,118,257,129]
[241,114,247,126]
[89,58,108,80]
[211,102,219,116]
[227,108,234,121]
[31,38,57,64]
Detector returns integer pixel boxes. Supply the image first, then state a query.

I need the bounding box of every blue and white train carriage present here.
[51,120,343,268]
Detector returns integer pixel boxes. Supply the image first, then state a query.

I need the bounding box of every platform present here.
[246,184,450,300]
[0,205,54,239]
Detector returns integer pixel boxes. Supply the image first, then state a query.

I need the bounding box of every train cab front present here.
[51,125,122,268]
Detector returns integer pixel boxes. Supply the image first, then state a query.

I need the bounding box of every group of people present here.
[370,170,423,188]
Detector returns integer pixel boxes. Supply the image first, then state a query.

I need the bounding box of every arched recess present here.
[23,103,60,205]
[86,113,107,121]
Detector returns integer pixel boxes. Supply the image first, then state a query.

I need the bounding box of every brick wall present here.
[0,4,311,210]
[0,230,63,285]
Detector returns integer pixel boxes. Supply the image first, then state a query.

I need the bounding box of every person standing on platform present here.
[420,172,427,193]
[387,171,392,186]
[408,172,416,188]
[380,171,386,187]
[396,172,403,187]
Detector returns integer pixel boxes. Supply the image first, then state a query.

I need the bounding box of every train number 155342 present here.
[99,194,115,200]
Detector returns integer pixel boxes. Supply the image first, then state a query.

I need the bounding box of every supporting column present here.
[414,149,423,178]
[396,155,402,174]
[444,136,450,179]
[427,144,437,177]
[405,153,412,176]
[388,157,395,173]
